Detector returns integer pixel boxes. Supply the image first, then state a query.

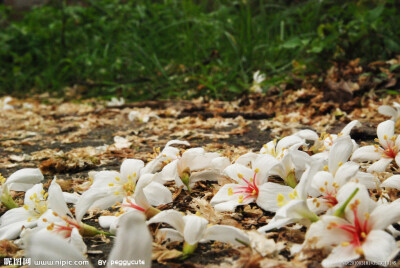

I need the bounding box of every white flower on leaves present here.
[250,70,266,93]
[378,102,400,123]
[210,155,271,212]
[306,184,400,267]
[147,210,249,254]
[310,137,375,213]
[0,179,71,240]
[128,108,159,123]
[1,96,13,110]
[106,97,125,107]
[75,159,171,222]
[24,211,152,268]
[351,120,400,172]
[258,161,322,233]
[309,120,360,158]
[158,147,229,191]
[142,140,190,174]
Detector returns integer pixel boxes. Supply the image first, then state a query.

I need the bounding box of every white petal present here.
[143,182,172,206]
[362,230,398,263]
[188,170,221,188]
[223,164,254,183]
[351,146,382,162]
[91,171,120,188]
[99,216,118,229]
[120,159,144,182]
[321,245,360,267]
[235,152,258,166]
[377,120,395,144]
[276,136,304,154]
[202,225,249,246]
[26,230,91,268]
[63,192,80,204]
[258,217,294,233]
[381,175,400,189]
[257,182,293,212]
[0,207,31,227]
[75,189,112,222]
[157,228,184,242]
[147,210,185,234]
[48,179,72,217]
[107,211,151,268]
[379,105,397,118]
[24,184,44,207]
[295,129,319,141]
[165,140,190,147]
[370,201,400,230]
[328,136,353,175]
[183,215,208,245]
[367,158,392,172]
[211,157,231,171]
[312,171,335,194]
[5,168,44,191]
[334,161,359,186]
[214,201,240,212]
[351,171,377,189]
[69,228,87,255]
[340,120,361,136]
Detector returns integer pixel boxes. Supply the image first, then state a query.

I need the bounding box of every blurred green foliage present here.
[0,0,398,100]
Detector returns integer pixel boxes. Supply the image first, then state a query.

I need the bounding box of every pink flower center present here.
[334,204,369,248]
[383,143,398,159]
[234,172,259,201]
[122,198,145,212]
[321,191,338,207]
[54,217,82,238]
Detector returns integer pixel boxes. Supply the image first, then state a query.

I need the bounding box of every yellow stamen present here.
[338,161,343,166]
[323,165,329,171]
[254,168,259,173]
[238,195,243,204]
[341,242,350,247]
[43,192,48,199]
[289,193,295,199]
[23,205,29,210]
[115,177,120,181]
[355,247,364,255]
[361,232,366,238]
[108,183,114,187]
[384,135,388,140]
[114,191,120,195]
[52,211,58,217]
[237,173,243,179]
[27,217,32,222]
[228,187,233,196]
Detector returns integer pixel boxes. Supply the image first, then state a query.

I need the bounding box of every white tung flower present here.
[307,184,400,267]
[210,155,271,212]
[351,120,400,172]
[147,210,249,255]
[250,70,266,93]
[1,96,13,110]
[0,180,72,240]
[106,97,125,107]
[75,159,171,222]
[378,102,400,123]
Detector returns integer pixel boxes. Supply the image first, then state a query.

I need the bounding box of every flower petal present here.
[157,228,184,242]
[377,120,395,144]
[379,105,397,118]
[340,120,361,136]
[99,216,117,229]
[5,168,44,191]
[334,161,359,186]
[321,245,360,268]
[25,229,91,267]
[147,210,185,234]
[367,157,392,173]
[202,225,249,246]
[48,179,72,217]
[370,201,400,230]
[362,230,398,264]
[108,211,152,267]
[143,182,172,206]
[381,175,400,190]
[351,146,382,162]
[120,159,144,182]
[75,189,112,222]
[328,136,353,175]
[183,215,208,245]
[257,182,293,212]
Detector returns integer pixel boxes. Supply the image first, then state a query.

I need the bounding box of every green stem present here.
[182,241,198,257]
[145,206,160,220]
[334,188,359,218]
[81,223,113,237]
[1,186,18,210]
[285,171,297,188]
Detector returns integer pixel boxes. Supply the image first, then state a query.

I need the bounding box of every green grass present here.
[0,0,399,101]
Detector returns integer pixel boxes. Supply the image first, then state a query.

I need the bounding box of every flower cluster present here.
[3,102,400,267]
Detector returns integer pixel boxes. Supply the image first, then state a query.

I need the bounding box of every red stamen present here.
[122,199,145,212]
